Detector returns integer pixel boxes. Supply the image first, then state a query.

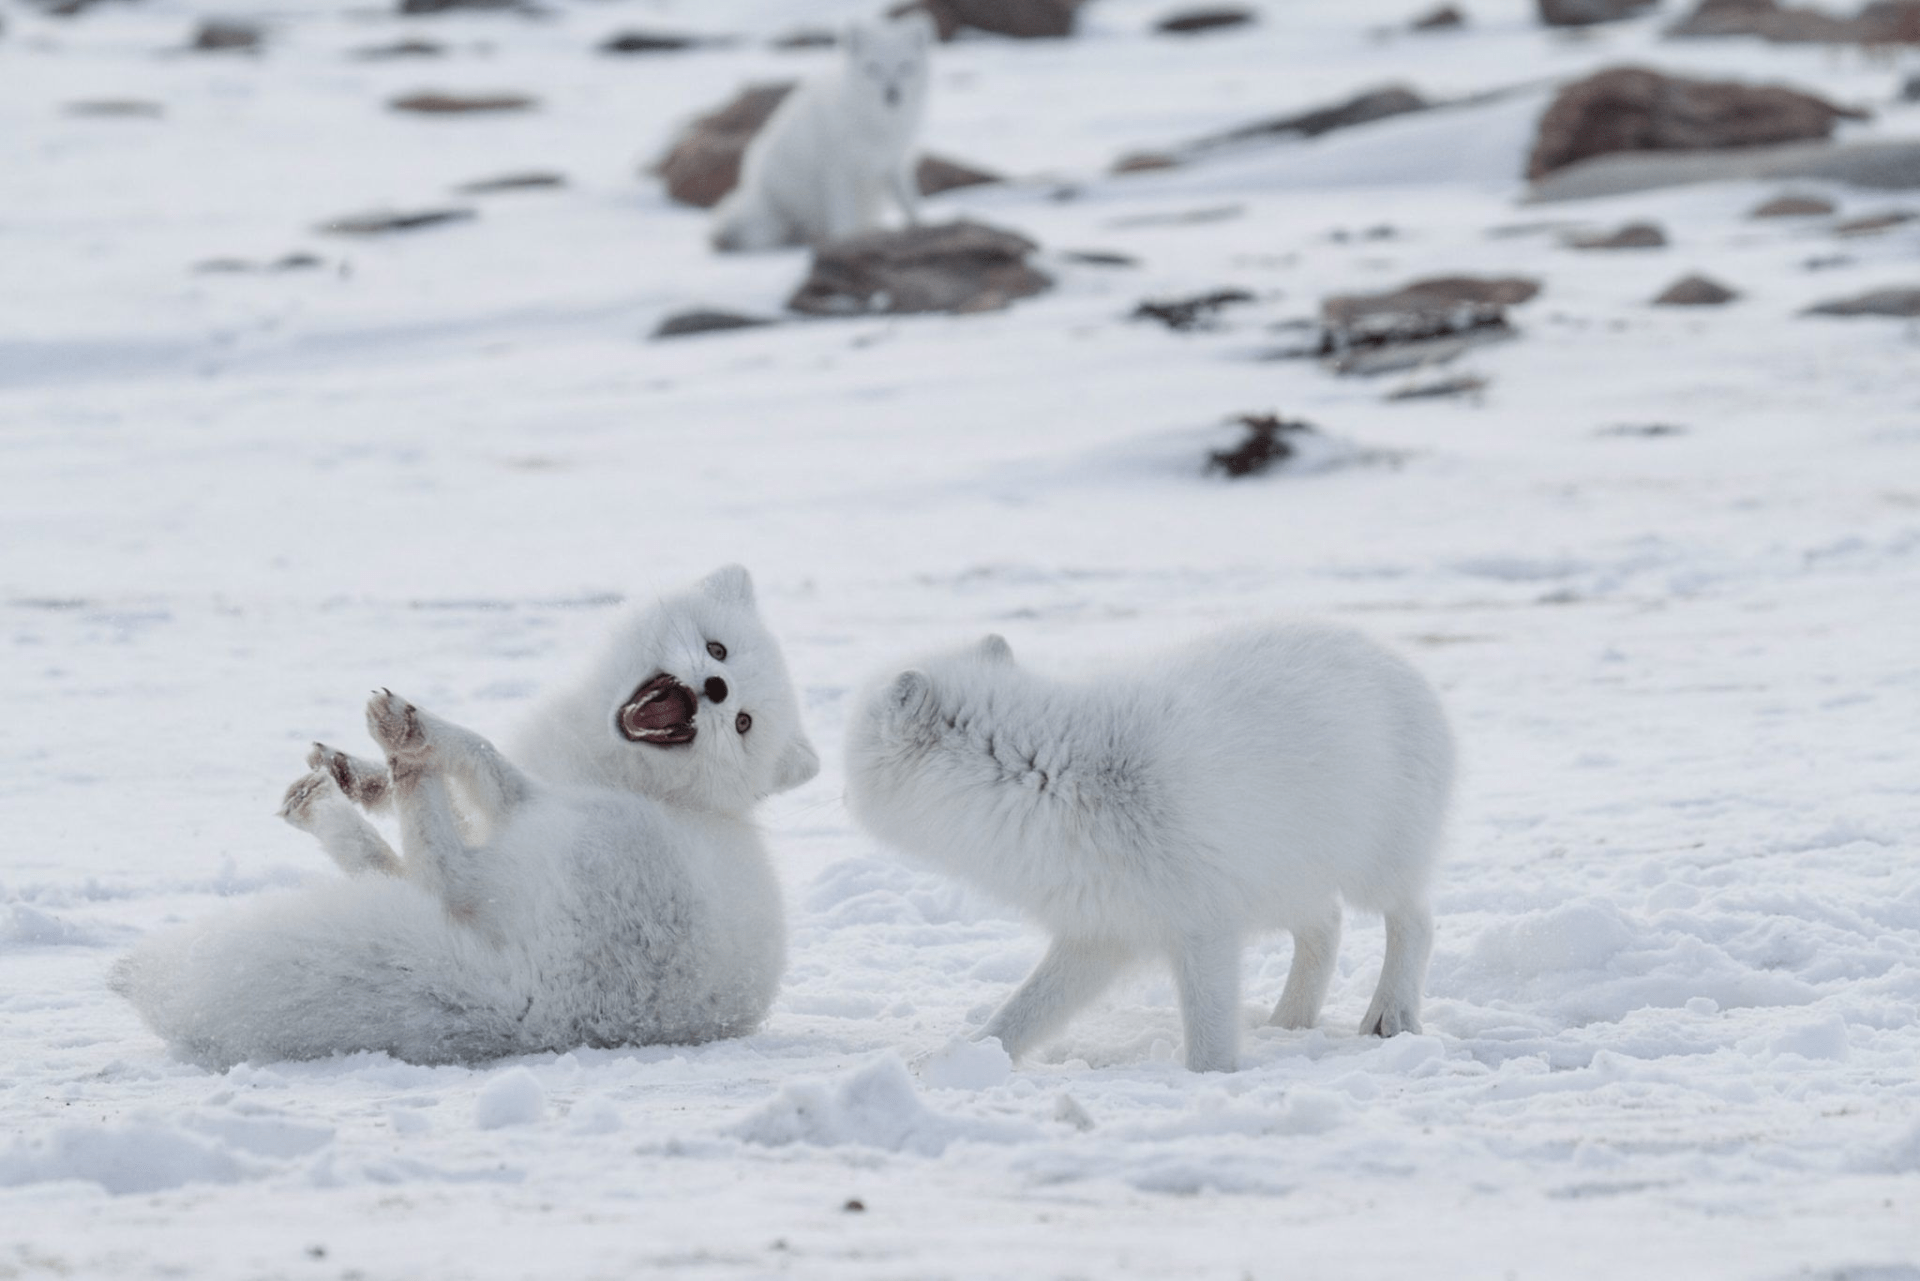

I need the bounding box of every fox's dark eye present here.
[707,641,727,662]
[735,711,752,734]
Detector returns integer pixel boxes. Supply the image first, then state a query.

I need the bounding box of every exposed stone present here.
[1750,192,1836,216]
[1538,0,1656,24]
[1411,5,1468,28]
[1667,0,1920,44]
[1202,86,1430,147]
[890,0,1081,40]
[1207,414,1315,478]
[1319,276,1540,375]
[1322,276,1540,325]
[916,154,1001,196]
[390,91,536,114]
[1903,71,1920,100]
[398,0,519,13]
[599,31,709,54]
[652,309,778,339]
[1566,220,1669,248]
[1132,289,1255,331]
[1527,67,1867,180]
[65,99,164,118]
[1387,373,1487,400]
[1833,209,1916,234]
[455,171,566,194]
[1528,138,1920,202]
[1803,286,1920,315]
[1063,249,1139,267]
[788,220,1051,317]
[318,208,477,236]
[190,19,262,52]
[1155,7,1257,34]
[772,28,837,49]
[1112,150,1182,174]
[1653,273,1739,304]
[351,39,446,59]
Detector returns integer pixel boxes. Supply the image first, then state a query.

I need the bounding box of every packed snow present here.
[3,0,1918,1276]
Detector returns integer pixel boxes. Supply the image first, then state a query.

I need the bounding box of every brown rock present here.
[1653,273,1739,304]
[1323,276,1540,326]
[1203,86,1431,147]
[1112,150,1182,174]
[916,154,1002,196]
[319,208,477,236]
[398,0,519,12]
[351,39,447,60]
[1833,210,1916,234]
[390,91,536,114]
[652,309,778,339]
[1133,289,1255,331]
[191,19,262,52]
[1538,0,1655,24]
[599,31,710,54]
[1411,5,1468,28]
[788,220,1051,316]
[1320,277,1539,376]
[655,83,795,208]
[1803,286,1920,315]
[1527,67,1867,180]
[1566,220,1668,248]
[1208,414,1315,478]
[1156,7,1257,35]
[455,171,566,194]
[1750,192,1836,216]
[1667,0,1920,44]
[890,0,1081,40]
[771,28,838,49]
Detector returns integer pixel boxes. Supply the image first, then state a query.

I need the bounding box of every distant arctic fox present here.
[112,566,819,1069]
[711,14,932,252]
[845,625,1454,1073]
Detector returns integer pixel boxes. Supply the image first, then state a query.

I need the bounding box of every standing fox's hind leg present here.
[279,764,401,877]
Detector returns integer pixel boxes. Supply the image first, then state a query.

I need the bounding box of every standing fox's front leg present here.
[364,690,533,931]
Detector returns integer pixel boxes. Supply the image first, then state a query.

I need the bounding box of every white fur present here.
[844,624,1455,1072]
[710,15,932,252]
[112,566,820,1069]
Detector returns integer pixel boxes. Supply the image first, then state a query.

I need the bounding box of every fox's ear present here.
[699,564,755,607]
[889,670,932,719]
[979,634,1013,664]
[771,737,819,793]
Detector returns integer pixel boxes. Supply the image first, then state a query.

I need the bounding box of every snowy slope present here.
[3,0,1919,1276]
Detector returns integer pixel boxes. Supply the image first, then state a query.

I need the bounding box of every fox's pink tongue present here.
[618,675,697,743]
[624,693,687,733]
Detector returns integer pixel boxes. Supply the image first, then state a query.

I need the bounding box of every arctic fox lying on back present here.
[112,566,819,1069]
[845,624,1454,1073]
[711,14,932,252]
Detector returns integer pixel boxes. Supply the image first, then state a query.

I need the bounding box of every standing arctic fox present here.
[710,14,932,252]
[844,625,1454,1073]
[112,566,819,1069]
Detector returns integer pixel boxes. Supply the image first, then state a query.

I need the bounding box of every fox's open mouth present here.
[618,673,697,746]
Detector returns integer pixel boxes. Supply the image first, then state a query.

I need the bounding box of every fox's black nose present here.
[703,677,729,704]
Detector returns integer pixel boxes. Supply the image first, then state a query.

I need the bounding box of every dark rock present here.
[1538,0,1656,25]
[1834,209,1916,234]
[652,309,778,339]
[351,39,447,59]
[1208,414,1315,478]
[890,0,1081,40]
[274,253,324,271]
[1566,220,1668,248]
[1387,373,1487,400]
[1112,150,1182,174]
[1320,276,1539,375]
[1653,273,1739,304]
[1528,137,1920,201]
[1156,7,1257,34]
[1904,71,1920,100]
[1527,67,1867,180]
[1203,86,1431,148]
[456,171,566,194]
[65,99,164,118]
[1063,249,1139,266]
[1750,192,1836,216]
[788,220,1051,317]
[599,31,709,54]
[390,91,536,114]
[916,154,1001,196]
[193,253,328,274]
[191,19,263,52]
[772,28,838,48]
[398,0,520,13]
[319,208,477,236]
[1411,5,1468,28]
[30,0,136,16]
[1803,286,1920,315]
[655,83,795,208]
[1667,0,1920,44]
[1132,289,1255,331]
[843,1199,866,1213]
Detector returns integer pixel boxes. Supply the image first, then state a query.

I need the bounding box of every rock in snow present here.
[1537,0,1657,26]
[1803,286,1920,315]
[1653,274,1741,305]
[1667,0,1920,44]
[891,0,1083,40]
[1527,67,1867,180]
[1565,221,1669,249]
[788,220,1050,316]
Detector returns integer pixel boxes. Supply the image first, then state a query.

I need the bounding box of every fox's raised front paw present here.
[365,690,429,764]
[278,766,337,829]
[308,741,392,811]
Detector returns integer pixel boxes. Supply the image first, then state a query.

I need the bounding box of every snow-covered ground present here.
[4,0,1919,1275]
